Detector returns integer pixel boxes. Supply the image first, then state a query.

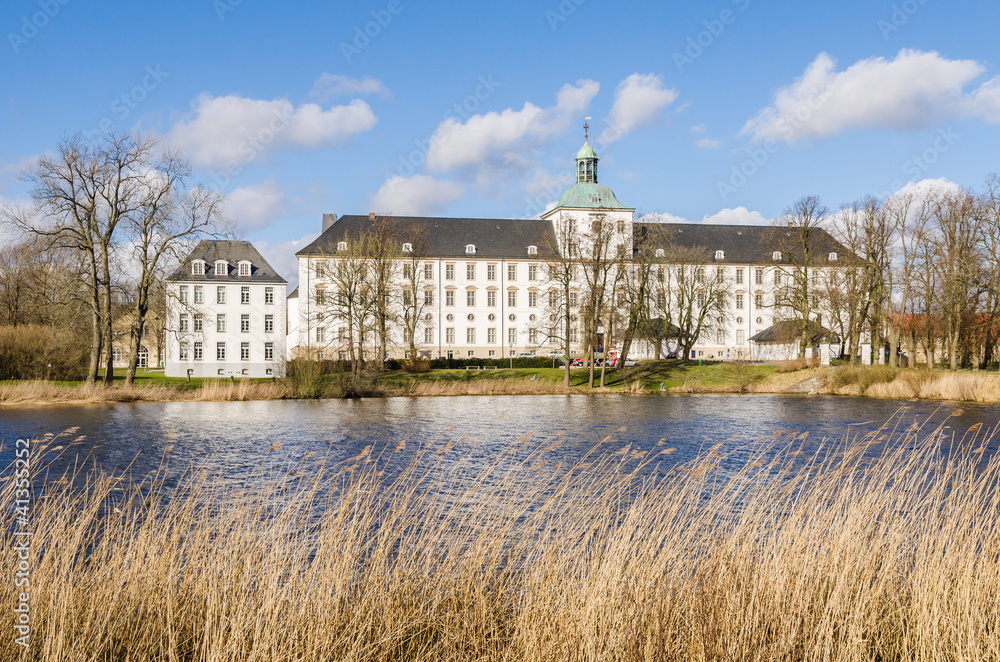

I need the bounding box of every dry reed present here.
[3,417,999,661]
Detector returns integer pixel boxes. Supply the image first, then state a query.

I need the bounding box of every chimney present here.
[322,213,337,233]
[368,212,376,221]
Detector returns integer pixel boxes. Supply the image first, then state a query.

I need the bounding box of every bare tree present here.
[399,229,431,360]
[578,213,623,388]
[978,175,1000,368]
[541,223,580,388]
[660,245,730,359]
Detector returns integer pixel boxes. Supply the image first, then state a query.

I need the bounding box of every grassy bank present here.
[4,420,998,661]
[823,364,1000,402]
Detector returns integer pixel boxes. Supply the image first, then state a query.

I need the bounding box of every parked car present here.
[622,359,639,367]
[517,352,537,358]
[546,350,564,358]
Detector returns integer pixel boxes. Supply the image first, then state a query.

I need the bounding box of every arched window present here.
[238,261,251,277]
[655,249,665,258]
[465,244,476,254]
[191,260,206,276]
[214,260,228,276]
[527,245,537,255]
[402,242,412,253]
[714,250,725,260]
[337,241,347,251]
[828,252,838,261]
[772,251,782,261]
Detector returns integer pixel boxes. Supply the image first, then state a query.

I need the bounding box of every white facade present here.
[165,243,287,378]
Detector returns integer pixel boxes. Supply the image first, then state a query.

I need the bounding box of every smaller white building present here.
[165,240,287,378]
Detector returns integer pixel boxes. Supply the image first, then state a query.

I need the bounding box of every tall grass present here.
[3,418,999,661]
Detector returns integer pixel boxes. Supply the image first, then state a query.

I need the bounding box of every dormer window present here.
[772,251,782,261]
[828,252,838,261]
[714,250,725,260]
[527,245,538,255]
[191,260,205,276]
[402,243,412,253]
[655,249,665,258]
[337,241,347,251]
[238,261,251,277]
[214,260,228,276]
[465,244,476,255]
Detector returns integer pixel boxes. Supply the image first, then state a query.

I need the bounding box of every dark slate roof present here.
[634,223,856,266]
[749,320,841,344]
[287,286,299,299]
[296,215,557,259]
[167,240,287,283]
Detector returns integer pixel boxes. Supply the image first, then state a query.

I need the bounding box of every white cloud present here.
[696,138,721,149]
[255,233,318,290]
[310,74,390,101]
[606,73,678,137]
[968,77,1000,122]
[742,50,989,143]
[223,180,288,230]
[168,93,377,169]
[690,124,706,135]
[641,206,770,226]
[425,79,600,173]
[369,175,465,216]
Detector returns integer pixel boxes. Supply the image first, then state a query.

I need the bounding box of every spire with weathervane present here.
[575,116,599,184]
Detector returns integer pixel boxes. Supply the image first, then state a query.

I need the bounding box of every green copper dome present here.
[575,141,598,160]
[556,182,628,209]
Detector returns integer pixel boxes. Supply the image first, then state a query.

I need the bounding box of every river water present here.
[2,395,999,492]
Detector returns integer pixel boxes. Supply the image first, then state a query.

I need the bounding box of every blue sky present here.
[3,0,999,280]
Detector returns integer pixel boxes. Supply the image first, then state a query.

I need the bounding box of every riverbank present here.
[4,363,1000,405]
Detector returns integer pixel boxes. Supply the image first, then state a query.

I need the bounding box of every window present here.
[215,261,227,276]
[487,264,496,281]
[528,245,538,255]
[487,328,496,343]
[216,286,226,304]
[315,261,325,278]
[337,241,347,251]
[191,260,205,276]
[238,262,251,277]
[193,314,203,332]
[569,327,578,343]
[316,327,325,343]
[528,328,538,344]
[772,251,782,261]
[466,290,476,306]
[465,244,476,254]
[569,292,578,307]
[179,342,189,360]
[194,342,203,360]
[265,314,274,333]
[424,327,433,343]
[528,291,537,307]
[487,290,496,307]
[755,268,764,285]
[508,264,516,281]
[216,342,226,361]
[567,219,577,234]
[528,265,538,281]
[736,294,744,309]
[657,292,666,309]
[241,286,250,304]
[695,267,705,283]
[264,342,274,361]
[508,328,516,344]
[241,314,250,333]
[774,271,783,286]
[697,293,706,307]
[829,252,838,261]
[737,330,745,345]
[194,286,204,304]
[315,286,326,306]
[217,314,226,332]
[445,290,455,306]
[179,315,189,333]
[112,347,122,362]
[424,263,433,279]
[402,263,413,280]
[508,291,517,307]
[466,328,475,343]
[715,250,725,260]
[445,264,455,280]
[337,326,346,340]
[446,328,455,343]
[735,269,744,284]
[403,289,413,306]
[402,242,412,253]
[655,248,665,258]
[755,294,763,308]
[424,289,433,305]
[179,286,188,303]
[241,342,250,361]
[265,287,274,304]
[466,263,475,280]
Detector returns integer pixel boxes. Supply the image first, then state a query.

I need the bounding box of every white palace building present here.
[283,140,850,365]
[165,138,851,377]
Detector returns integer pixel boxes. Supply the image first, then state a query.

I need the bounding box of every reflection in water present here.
[1,395,998,496]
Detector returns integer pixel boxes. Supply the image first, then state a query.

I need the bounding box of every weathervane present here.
[584,116,591,143]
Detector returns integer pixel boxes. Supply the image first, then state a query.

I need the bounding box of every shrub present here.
[0,324,88,380]
[401,360,431,373]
